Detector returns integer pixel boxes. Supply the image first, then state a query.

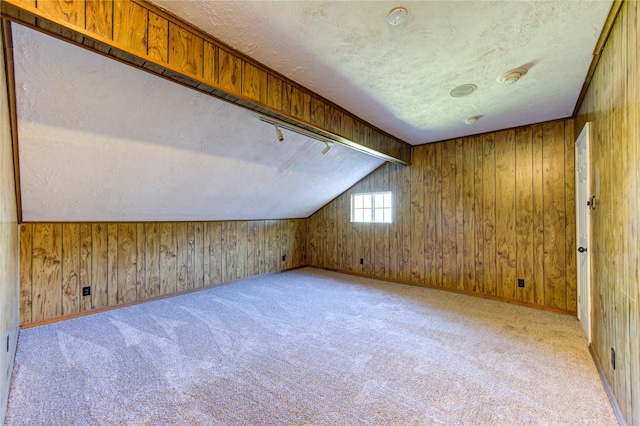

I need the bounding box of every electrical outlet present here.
[282,254,286,262]
[611,348,616,370]
[82,286,91,297]
[360,258,364,265]
[518,279,525,288]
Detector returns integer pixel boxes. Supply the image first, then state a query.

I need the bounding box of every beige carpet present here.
[6,268,616,425]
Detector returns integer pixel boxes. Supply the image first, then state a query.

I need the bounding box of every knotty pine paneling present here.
[19,219,305,326]
[0,0,411,164]
[307,119,576,314]
[575,1,639,424]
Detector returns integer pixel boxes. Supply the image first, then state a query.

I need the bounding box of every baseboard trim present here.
[588,344,627,426]
[315,267,576,316]
[20,264,574,329]
[20,269,298,329]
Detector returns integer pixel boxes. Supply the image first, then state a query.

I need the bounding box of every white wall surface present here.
[13,24,384,222]
[0,26,20,424]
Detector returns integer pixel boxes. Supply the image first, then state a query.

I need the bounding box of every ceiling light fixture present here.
[465,115,482,125]
[259,115,339,152]
[497,68,528,84]
[322,141,333,155]
[274,124,284,142]
[450,84,477,97]
[387,7,408,25]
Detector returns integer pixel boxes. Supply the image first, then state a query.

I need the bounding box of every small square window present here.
[351,192,392,223]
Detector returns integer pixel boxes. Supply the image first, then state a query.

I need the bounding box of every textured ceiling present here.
[152,0,613,145]
[12,1,613,222]
[13,24,383,222]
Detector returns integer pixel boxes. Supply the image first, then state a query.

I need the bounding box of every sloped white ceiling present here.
[152,0,613,145]
[13,24,384,222]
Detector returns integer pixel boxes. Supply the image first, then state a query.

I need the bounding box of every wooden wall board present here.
[494,130,517,301]
[399,157,412,282]
[462,138,476,292]
[307,119,575,314]
[454,139,464,291]
[531,124,545,306]
[574,3,639,416]
[242,62,267,105]
[218,48,242,95]
[209,222,223,284]
[482,133,497,297]
[135,223,145,300]
[410,145,425,283]
[61,224,80,316]
[542,121,567,310]
[472,136,484,293]
[85,0,113,39]
[145,223,160,298]
[20,219,306,326]
[236,221,248,279]
[563,122,577,313]
[116,223,137,304]
[441,139,457,289]
[148,12,168,63]
[107,224,118,305]
[31,224,62,322]
[515,126,534,304]
[79,224,92,312]
[38,0,85,28]
[19,224,32,324]
[169,23,203,78]
[113,1,147,55]
[91,224,108,309]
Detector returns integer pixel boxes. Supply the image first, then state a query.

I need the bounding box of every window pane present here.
[384,193,392,207]
[363,195,372,208]
[374,193,384,207]
[374,208,384,222]
[354,195,363,209]
[363,210,372,222]
[354,209,363,222]
[383,209,392,223]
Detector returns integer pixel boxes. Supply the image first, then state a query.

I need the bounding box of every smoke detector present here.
[387,7,408,25]
[497,68,528,84]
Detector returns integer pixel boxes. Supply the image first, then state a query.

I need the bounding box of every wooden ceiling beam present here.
[1,0,411,164]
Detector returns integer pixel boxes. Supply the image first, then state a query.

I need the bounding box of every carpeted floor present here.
[6,268,616,425]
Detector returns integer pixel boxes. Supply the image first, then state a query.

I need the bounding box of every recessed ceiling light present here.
[465,116,482,125]
[387,7,408,25]
[450,84,477,97]
[497,68,528,84]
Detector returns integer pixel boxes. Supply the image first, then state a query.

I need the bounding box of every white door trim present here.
[575,122,591,342]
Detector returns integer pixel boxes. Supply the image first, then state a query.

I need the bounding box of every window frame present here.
[350,191,393,223]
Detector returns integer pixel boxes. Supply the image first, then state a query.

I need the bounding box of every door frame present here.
[575,122,592,342]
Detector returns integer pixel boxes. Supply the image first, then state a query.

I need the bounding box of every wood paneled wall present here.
[575,0,639,423]
[0,25,19,424]
[307,119,576,313]
[0,0,411,164]
[19,220,305,326]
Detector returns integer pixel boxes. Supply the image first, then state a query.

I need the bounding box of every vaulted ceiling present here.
[10,1,613,222]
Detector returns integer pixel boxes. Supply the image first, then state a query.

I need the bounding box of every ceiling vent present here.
[450,84,477,97]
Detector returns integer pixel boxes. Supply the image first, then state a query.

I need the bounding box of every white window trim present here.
[351,191,393,223]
